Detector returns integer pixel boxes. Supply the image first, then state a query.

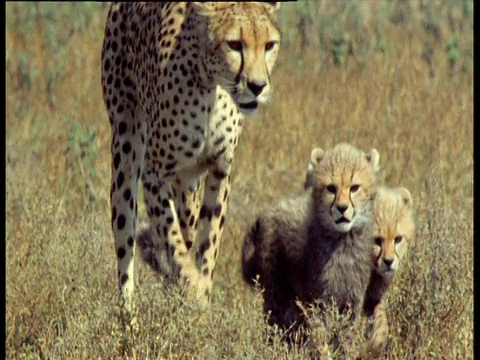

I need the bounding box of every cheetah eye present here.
[227,40,243,52]
[326,185,336,194]
[374,237,383,246]
[394,236,403,244]
[350,184,360,193]
[265,41,277,52]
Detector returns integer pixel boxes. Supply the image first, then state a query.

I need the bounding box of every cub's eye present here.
[227,40,243,51]
[265,41,276,52]
[394,236,403,244]
[374,237,383,246]
[350,184,360,193]
[326,185,336,194]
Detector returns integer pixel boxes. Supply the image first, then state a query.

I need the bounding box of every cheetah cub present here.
[360,185,415,358]
[242,143,380,342]
[305,151,415,357]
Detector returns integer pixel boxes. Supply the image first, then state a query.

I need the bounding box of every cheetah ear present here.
[397,187,413,207]
[257,2,281,17]
[366,149,380,173]
[192,2,280,18]
[191,2,225,17]
[191,2,230,44]
[304,148,323,189]
[309,148,325,168]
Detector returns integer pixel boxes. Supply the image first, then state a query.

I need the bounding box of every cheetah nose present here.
[383,258,394,268]
[336,204,348,214]
[247,81,266,96]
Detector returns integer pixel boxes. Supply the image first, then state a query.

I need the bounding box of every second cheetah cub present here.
[360,185,415,358]
[242,143,380,342]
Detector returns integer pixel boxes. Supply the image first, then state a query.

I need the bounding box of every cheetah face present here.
[193,2,281,116]
[371,187,414,275]
[327,184,362,232]
[310,144,380,233]
[372,234,408,276]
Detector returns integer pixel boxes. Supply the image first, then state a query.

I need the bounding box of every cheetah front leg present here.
[358,300,389,359]
[171,175,202,252]
[135,175,202,277]
[110,116,147,331]
[192,169,231,304]
[141,170,204,302]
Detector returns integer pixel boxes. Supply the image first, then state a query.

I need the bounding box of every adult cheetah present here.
[101,2,281,325]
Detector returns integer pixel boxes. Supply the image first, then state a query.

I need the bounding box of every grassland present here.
[6,2,473,359]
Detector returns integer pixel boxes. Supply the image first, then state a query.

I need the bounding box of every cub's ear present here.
[258,2,281,17]
[304,148,323,189]
[309,148,325,168]
[366,149,380,173]
[397,187,413,207]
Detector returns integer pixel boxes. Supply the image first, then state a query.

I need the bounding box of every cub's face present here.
[192,2,281,116]
[371,187,415,275]
[309,143,380,233]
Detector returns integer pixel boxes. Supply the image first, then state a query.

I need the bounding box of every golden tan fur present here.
[361,186,415,358]
[242,143,380,343]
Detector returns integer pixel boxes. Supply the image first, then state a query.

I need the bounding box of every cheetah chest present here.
[145,86,244,181]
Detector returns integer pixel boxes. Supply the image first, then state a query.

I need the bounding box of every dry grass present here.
[6,2,473,359]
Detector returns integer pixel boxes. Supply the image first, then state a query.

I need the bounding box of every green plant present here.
[446,34,460,69]
[64,115,99,204]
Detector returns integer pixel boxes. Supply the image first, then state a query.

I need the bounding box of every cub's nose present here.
[247,81,266,96]
[336,204,348,214]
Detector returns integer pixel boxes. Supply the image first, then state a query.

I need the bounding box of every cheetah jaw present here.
[237,101,259,116]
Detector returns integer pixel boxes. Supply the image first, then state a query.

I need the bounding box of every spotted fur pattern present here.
[101,2,281,327]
